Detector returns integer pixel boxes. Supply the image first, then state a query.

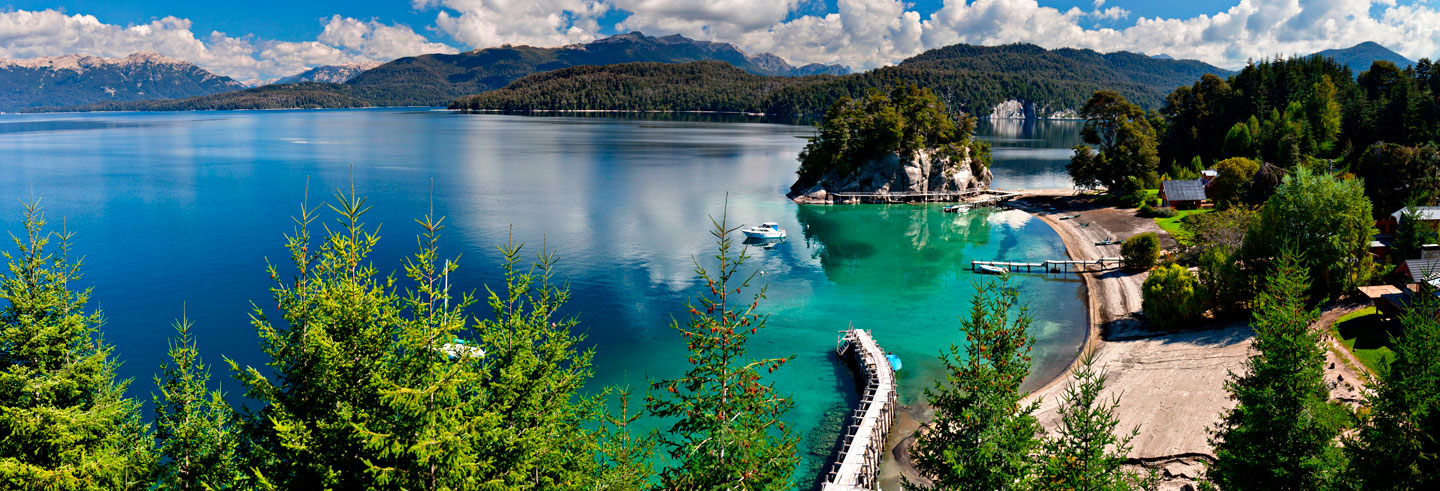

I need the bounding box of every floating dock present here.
[823,328,898,491]
[971,257,1122,273]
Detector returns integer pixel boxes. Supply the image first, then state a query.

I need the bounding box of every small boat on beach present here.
[1095,236,1118,246]
[742,222,787,239]
[1058,214,1082,220]
[976,264,1009,275]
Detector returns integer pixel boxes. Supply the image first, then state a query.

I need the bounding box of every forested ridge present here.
[452,43,1230,116]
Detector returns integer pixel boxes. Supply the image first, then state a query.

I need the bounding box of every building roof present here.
[1403,258,1440,284]
[1162,179,1207,202]
[1392,206,1440,223]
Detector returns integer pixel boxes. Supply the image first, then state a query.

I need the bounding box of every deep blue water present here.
[0,109,1081,480]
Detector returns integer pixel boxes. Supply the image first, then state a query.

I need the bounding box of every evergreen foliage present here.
[1343,291,1440,489]
[1120,233,1161,270]
[911,279,1041,490]
[1068,91,1160,195]
[1207,252,1345,490]
[152,315,240,490]
[1141,264,1203,329]
[792,85,989,193]
[227,186,647,489]
[1211,157,1260,209]
[0,200,155,490]
[1243,167,1377,297]
[646,206,798,490]
[1038,352,1155,491]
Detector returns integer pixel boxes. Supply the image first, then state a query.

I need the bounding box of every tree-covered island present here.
[787,85,993,204]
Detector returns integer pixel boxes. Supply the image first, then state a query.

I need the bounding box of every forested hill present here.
[1310,41,1415,75]
[27,32,848,112]
[452,43,1231,117]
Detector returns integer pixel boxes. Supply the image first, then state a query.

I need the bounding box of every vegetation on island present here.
[792,85,991,193]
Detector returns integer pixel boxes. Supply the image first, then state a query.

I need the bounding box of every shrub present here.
[1137,205,1175,218]
[1142,264,1204,329]
[1121,233,1161,270]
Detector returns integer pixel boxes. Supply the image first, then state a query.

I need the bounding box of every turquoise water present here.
[0,109,1082,481]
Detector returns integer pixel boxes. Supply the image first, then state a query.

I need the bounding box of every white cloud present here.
[419,0,610,48]
[607,0,1440,71]
[0,9,456,82]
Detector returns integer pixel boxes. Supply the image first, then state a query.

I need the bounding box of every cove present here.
[0,109,1085,483]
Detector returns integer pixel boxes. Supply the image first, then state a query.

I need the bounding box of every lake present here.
[0,109,1083,482]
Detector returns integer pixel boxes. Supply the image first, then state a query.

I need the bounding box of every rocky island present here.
[787,85,993,204]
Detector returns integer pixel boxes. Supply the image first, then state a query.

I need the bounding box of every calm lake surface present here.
[0,109,1082,480]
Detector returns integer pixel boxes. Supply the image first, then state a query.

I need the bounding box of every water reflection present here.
[976,119,1083,190]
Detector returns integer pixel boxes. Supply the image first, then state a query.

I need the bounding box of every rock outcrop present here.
[788,147,993,204]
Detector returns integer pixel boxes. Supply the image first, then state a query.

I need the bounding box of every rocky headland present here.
[787,146,993,204]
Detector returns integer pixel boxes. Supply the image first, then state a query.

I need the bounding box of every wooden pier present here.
[971,257,1122,273]
[823,328,898,491]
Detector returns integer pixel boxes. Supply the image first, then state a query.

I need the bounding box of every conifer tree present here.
[1038,352,1155,491]
[0,200,155,489]
[152,314,240,490]
[229,185,401,488]
[1343,292,1440,488]
[1207,252,1344,490]
[647,207,798,489]
[912,279,1042,490]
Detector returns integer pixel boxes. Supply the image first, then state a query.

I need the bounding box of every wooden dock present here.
[823,328,898,491]
[971,257,1122,273]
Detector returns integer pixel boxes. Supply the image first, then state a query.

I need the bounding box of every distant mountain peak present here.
[1310,41,1415,74]
[0,51,244,111]
[275,61,384,85]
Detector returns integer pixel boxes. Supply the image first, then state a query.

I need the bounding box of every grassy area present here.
[1154,208,1211,244]
[1330,307,1399,373]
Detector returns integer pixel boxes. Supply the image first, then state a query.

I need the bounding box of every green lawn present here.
[1330,307,1399,373]
[1153,208,1211,245]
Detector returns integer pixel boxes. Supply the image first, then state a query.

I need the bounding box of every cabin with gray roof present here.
[1160,179,1207,209]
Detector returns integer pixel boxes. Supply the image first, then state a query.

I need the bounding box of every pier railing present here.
[828,189,1023,204]
[823,328,898,491]
[972,257,1122,273]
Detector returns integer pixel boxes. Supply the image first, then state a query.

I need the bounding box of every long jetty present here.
[971,257,1122,273]
[823,329,898,491]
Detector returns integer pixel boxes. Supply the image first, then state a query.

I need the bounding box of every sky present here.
[2,0,1438,84]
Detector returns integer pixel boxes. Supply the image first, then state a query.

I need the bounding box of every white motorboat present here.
[976,264,1009,275]
[439,338,486,359]
[742,222,787,239]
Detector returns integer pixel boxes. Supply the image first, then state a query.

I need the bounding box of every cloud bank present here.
[0,10,455,84]
[2,1,1439,83]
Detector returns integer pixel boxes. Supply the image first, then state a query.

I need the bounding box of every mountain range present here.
[1310,41,1415,75]
[453,43,1233,118]
[275,61,384,84]
[0,52,244,112]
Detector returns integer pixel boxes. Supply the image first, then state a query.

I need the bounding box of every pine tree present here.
[1343,292,1440,488]
[1207,252,1345,490]
[912,279,1042,490]
[228,185,401,488]
[152,314,240,490]
[0,199,155,489]
[1038,352,1155,491]
[647,207,798,489]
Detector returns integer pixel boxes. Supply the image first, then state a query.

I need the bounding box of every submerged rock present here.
[788,146,993,204]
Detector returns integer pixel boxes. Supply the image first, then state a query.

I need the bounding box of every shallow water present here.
[0,109,1082,482]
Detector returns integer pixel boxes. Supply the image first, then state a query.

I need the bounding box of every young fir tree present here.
[1343,292,1440,488]
[911,279,1042,490]
[1038,352,1156,491]
[152,314,240,490]
[0,200,155,489]
[647,208,798,489]
[228,186,402,488]
[1207,252,1344,490]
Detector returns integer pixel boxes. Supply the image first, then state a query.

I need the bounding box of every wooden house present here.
[1160,179,1207,209]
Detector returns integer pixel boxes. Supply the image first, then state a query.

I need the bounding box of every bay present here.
[0,109,1082,482]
